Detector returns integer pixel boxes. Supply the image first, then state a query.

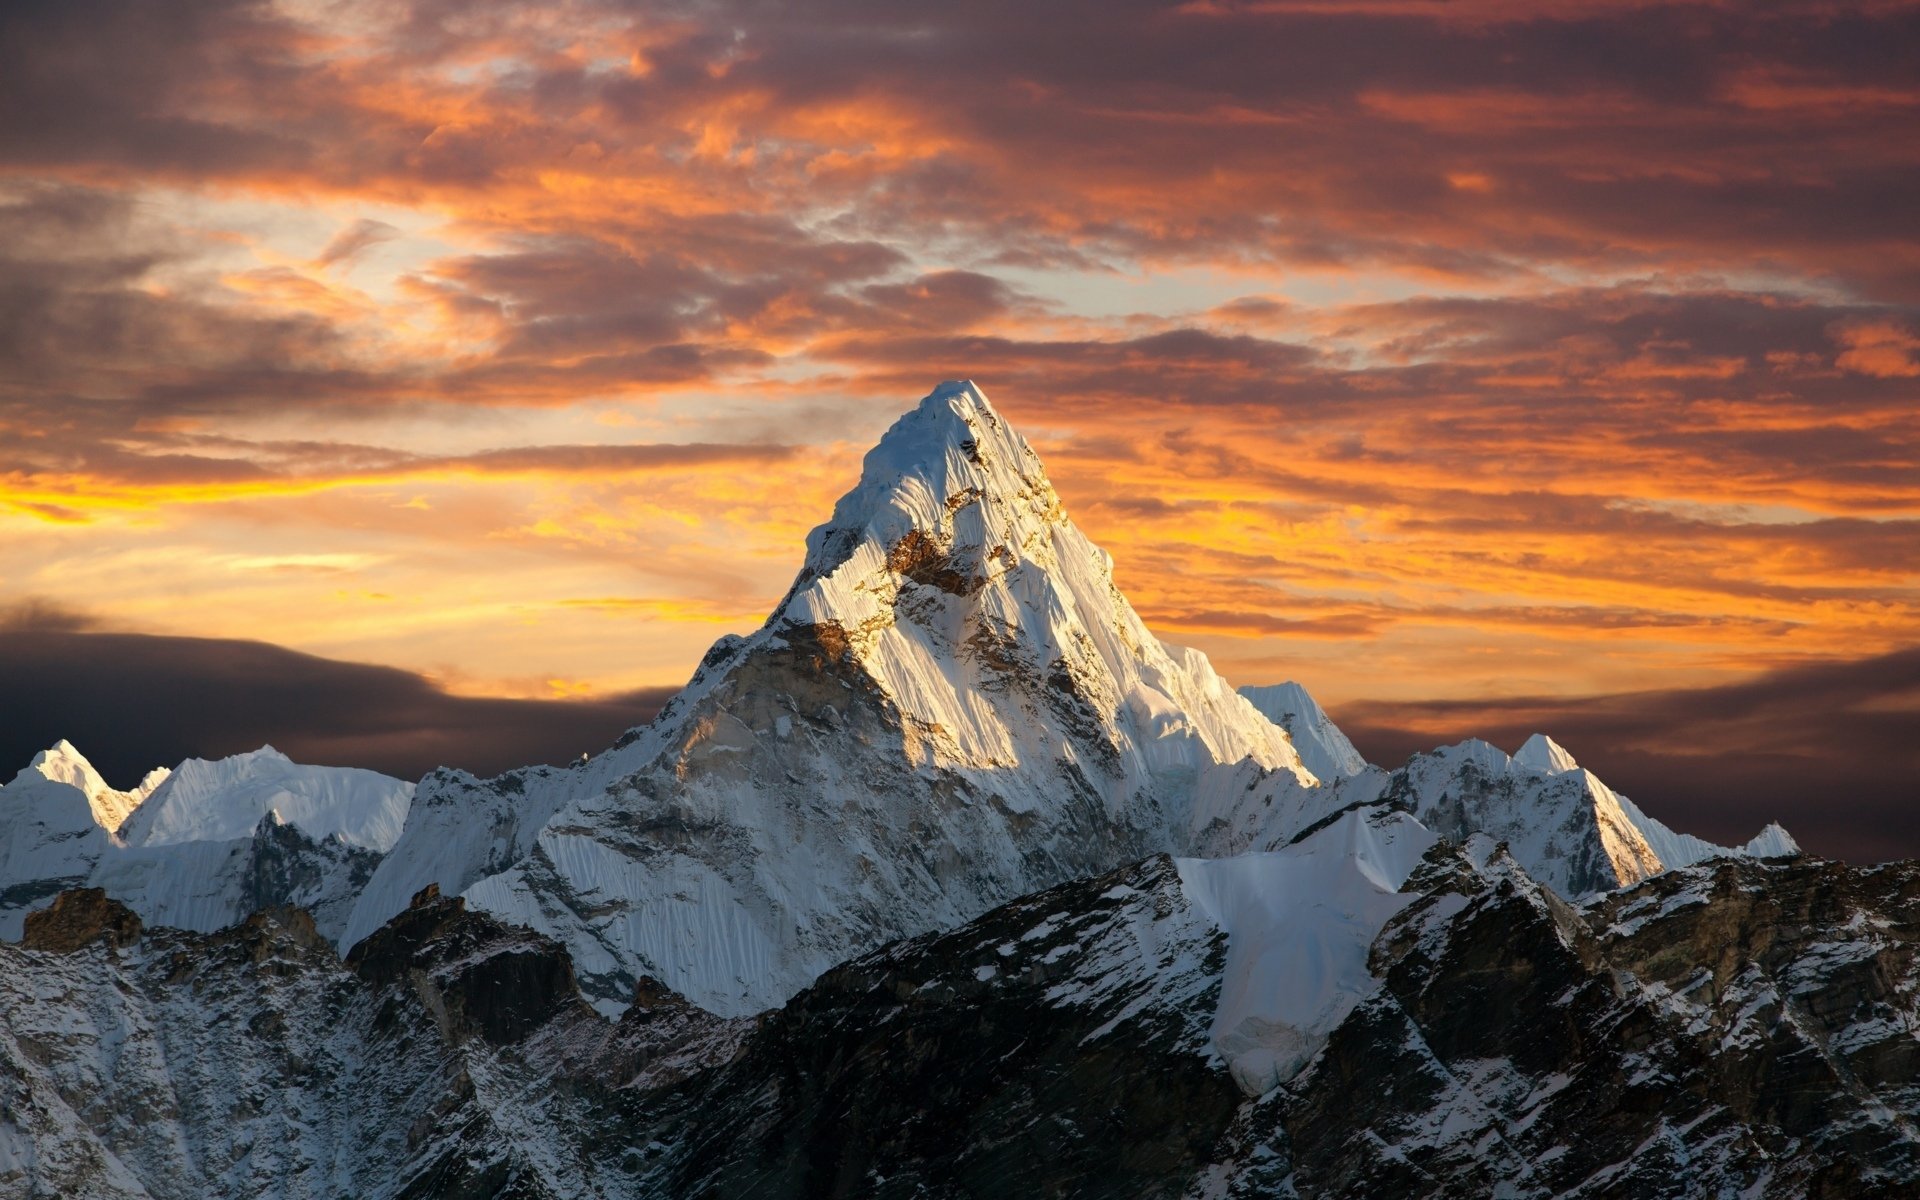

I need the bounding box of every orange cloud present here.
[0,0,1915,715]
[1833,319,1920,378]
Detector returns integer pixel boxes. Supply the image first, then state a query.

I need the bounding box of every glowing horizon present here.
[3,0,1916,718]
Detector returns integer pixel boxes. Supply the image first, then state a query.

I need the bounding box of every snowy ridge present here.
[1387,738,1665,897]
[119,745,411,852]
[14,740,166,833]
[1376,733,1799,896]
[1238,681,1370,781]
[338,760,610,951]
[0,743,409,942]
[1509,735,1799,873]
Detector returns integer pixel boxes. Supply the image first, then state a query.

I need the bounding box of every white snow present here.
[1238,682,1370,781]
[1742,822,1800,858]
[12,741,165,833]
[1513,733,1579,776]
[1395,736,1798,897]
[1176,806,1439,1094]
[118,745,411,852]
[0,742,411,942]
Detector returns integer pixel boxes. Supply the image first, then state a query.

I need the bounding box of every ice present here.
[1238,682,1370,781]
[1176,807,1439,1094]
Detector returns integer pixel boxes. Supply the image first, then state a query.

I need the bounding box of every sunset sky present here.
[2,0,1916,857]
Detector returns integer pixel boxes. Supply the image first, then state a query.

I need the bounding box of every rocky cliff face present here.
[5,841,1915,1199]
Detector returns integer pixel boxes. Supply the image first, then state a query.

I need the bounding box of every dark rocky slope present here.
[4,847,1917,1198]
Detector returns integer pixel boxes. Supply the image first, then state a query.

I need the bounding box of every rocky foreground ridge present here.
[3,818,1912,1198]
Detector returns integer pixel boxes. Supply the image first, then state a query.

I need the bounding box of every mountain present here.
[1381,734,1799,897]
[6,827,1912,1198]
[11,384,1797,996]
[351,380,1342,1015]
[15,739,169,832]
[0,744,149,936]
[345,381,1806,1015]
[0,379,1864,1199]
[1513,732,1802,867]
[117,745,410,851]
[1238,681,1371,781]
[0,743,410,942]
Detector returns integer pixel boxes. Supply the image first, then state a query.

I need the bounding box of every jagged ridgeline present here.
[5,381,1904,1200]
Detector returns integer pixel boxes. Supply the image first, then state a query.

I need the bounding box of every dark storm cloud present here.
[0,0,305,175]
[0,627,678,787]
[1337,648,1920,864]
[659,0,1920,292]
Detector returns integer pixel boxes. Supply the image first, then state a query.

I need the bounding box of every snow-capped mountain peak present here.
[1744,821,1801,857]
[780,379,1062,625]
[19,740,109,795]
[1388,738,1664,896]
[14,740,163,833]
[1513,732,1580,775]
[118,745,411,852]
[755,378,1306,784]
[1237,681,1371,781]
[371,380,1334,1016]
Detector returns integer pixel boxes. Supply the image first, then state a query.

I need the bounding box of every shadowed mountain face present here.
[5,838,1917,1198]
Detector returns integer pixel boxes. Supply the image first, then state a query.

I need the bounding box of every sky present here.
[1,0,1916,859]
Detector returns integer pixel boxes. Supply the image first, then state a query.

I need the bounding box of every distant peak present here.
[1237,681,1370,782]
[1514,733,1579,775]
[1744,821,1802,858]
[23,740,109,795]
[14,740,149,833]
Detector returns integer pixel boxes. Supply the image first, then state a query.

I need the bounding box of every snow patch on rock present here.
[1177,806,1438,1094]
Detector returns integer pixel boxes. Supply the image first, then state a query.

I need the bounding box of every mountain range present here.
[5,381,1904,1200]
